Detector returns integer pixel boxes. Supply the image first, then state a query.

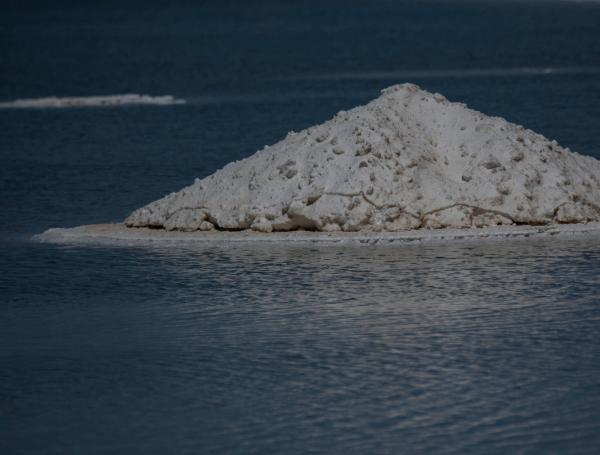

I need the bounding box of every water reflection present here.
[2,239,600,453]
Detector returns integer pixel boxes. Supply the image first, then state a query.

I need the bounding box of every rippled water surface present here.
[3,240,600,454]
[2,0,600,454]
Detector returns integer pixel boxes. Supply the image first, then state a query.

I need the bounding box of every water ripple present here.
[3,239,600,453]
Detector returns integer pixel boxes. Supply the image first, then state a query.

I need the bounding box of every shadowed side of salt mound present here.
[125,83,600,233]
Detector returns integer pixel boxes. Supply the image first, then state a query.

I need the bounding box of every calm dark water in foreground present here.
[3,240,600,454]
[2,1,600,453]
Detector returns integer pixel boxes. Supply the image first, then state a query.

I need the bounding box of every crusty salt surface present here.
[125,84,600,233]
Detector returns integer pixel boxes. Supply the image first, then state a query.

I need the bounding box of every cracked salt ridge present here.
[34,222,600,246]
[123,83,599,233]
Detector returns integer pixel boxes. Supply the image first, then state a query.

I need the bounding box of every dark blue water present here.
[2,1,600,453]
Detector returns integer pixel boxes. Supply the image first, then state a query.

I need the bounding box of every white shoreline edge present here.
[33,222,600,247]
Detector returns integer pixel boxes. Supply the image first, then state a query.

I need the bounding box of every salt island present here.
[37,84,600,245]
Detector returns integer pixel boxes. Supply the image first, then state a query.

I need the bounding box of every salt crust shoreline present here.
[34,222,600,246]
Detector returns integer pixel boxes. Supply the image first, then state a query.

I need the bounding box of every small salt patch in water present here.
[0,94,186,109]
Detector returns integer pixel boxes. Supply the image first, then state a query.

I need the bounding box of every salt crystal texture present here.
[125,84,600,233]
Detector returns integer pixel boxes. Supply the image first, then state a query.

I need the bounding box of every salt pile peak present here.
[125,84,600,233]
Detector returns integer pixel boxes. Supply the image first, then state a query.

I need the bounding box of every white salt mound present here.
[125,83,600,233]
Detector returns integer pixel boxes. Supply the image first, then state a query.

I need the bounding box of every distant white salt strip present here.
[34,222,600,247]
[0,94,185,109]
[290,66,600,81]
